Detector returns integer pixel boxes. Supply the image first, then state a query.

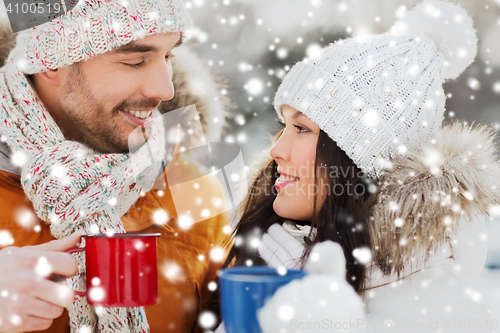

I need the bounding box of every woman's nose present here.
[270,130,291,162]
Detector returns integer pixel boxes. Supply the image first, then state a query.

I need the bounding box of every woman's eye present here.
[165,54,175,61]
[293,124,309,133]
[277,120,285,128]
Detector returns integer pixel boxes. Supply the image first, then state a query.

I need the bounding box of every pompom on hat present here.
[274,0,477,179]
[6,0,193,74]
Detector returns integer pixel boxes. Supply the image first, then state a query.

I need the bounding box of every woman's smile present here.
[275,170,300,189]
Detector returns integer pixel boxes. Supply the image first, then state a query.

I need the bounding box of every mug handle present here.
[65,248,86,298]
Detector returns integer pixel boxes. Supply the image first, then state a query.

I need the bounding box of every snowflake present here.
[246,78,264,96]
[352,247,372,264]
[249,237,260,248]
[394,218,404,227]
[464,288,483,303]
[362,109,379,127]
[162,262,185,283]
[11,151,27,167]
[35,256,52,277]
[467,77,481,91]
[388,201,399,211]
[208,281,217,291]
[14,209,36,228]
[178,214,194,230]
[463,191,474,201]
[277,47,288,59]
[306,43,322,59]
[493,82,500,94]
[108,197,117,206]
[0,230,14,247]
[88,287,105,302]
[152,209,170,225]
[209,247,225,263]
[198,310,217,329]
[79,326,93,333]
[234,114,246,126]
[237,132,248,143]
[9,314,21,326]
[222,225,232,234]
[277,304,295,321]
[133,240,145,251]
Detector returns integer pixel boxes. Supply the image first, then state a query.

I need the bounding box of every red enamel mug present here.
[67,233,160,307]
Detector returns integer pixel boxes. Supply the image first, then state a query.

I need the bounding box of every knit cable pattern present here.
[8,0,192,74]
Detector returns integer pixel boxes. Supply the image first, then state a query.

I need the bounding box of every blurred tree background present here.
[183,0,500,162]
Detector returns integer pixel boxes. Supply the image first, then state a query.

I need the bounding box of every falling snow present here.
[1,1,500,332]
[153,209,170,225]
[198,311,217,329]
[209,246,225,263]
[352,247,372,265]
[34,256,52,277]
[0,231,14,247]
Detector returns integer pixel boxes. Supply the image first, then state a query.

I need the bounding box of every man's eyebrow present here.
[112,34,183,54]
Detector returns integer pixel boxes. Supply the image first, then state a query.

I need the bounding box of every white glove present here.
[258,223,305,269]
[257,241,367,333]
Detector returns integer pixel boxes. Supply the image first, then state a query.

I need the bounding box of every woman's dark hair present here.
[207,129,373,320]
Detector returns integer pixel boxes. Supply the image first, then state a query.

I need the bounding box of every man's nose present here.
[142,60,175,101]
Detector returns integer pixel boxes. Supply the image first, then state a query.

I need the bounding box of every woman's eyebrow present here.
[292,111,303,120]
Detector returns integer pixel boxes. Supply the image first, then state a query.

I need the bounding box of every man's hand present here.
[0,233,81,332]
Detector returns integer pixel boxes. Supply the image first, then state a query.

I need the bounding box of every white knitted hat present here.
[7,0,192,74]
[274,0,477,179]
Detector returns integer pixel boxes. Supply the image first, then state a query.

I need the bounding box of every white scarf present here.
[0,59,166,332]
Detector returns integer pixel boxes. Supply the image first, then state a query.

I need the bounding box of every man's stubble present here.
[60,63,131,153]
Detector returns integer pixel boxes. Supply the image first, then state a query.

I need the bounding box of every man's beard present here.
[59,64,131,153]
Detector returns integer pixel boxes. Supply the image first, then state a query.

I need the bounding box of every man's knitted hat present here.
[274,0,477,179]
[7,0,192,74]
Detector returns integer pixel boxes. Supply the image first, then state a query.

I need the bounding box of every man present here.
[0,0,229,331]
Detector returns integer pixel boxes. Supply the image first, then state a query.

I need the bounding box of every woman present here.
[214,1,496,332]
[223,103,372,292]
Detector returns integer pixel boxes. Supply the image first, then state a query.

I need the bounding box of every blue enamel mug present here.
[217,266,306,333]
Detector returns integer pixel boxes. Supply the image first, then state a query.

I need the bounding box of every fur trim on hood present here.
[0,20,229,144]
[368,122,500,275]
[0,23,15,68]
[158,45,230,144]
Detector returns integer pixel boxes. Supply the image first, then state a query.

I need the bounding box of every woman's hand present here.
[258,223,305,269]
[258,241,367,333]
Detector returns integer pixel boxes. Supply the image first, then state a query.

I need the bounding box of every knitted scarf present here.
[0,59,166,332]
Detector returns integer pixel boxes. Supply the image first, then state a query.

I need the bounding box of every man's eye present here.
[125,55,174,68]
[125,61,144,68]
